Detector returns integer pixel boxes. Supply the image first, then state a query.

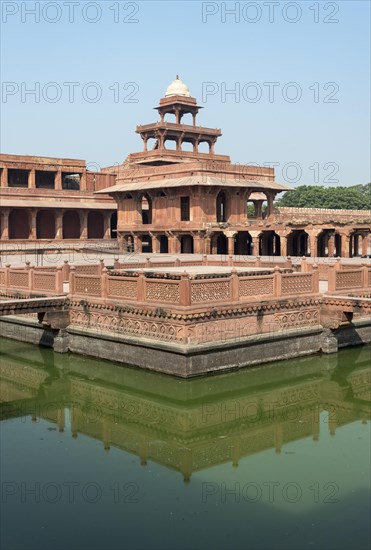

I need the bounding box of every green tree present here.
[275,184,371,210]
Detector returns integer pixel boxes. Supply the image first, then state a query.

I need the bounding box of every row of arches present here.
[120,230,369,257]
[5,209,117,240]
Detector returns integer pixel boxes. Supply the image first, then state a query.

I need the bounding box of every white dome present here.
[165,76,191,98]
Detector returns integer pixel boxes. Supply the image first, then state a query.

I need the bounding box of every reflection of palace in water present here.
[1,341,370,482]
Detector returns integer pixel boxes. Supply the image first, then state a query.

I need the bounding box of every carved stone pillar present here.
[266,193,274,218]
[1,167,8,187]
[251,235,260,256]
[309,232,319,257]
[362,234,369,257]
[134,235,142,253]
[327,234,335,257]
[55,211,63,239]
[280,235,287,257]
[204,236,211,255]
[225,231,236,256]
[0,209,9,239]
[151,234,159,253]
[255,201,263,219]
[29,169,35,189]
[55,169,62,190]
[340,233,350,258]
[103,213,111,239]
[193,234,203,254]
[80,171,86,191]
[30,209,37,239]
[79,211,88,239]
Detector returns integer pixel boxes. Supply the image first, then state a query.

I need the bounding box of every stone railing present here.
[69,267,319,306]
[115,256,292,271]
[274,207,371,224]
[327,265,371,292]
[301,257,368,281]
[0,263,64,295]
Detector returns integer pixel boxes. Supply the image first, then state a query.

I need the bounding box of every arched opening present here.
[180,235,194,254]
[234,232,252,256]
[317,231,327,257]
[216,191,227,222]
[163,139,177,151]
[141,194,152,225]
[9,209,30,239]
[147,138,157,150]
[216,233,228,255]
[163,112,176,123]
[179,112,193,125]
[181,141,194,152]
[335,233,342,257]
[260,231,281,256]
[110,212,117,239]
[140,234,152,253]
[87,211,104,239]
[287,230,309,256]
[63,211,80,239]
[159,235,168,253]
[350,232,363,257]
[36,210,56,239]
[317,230,337,257]
[247,194,265,219]
[198,141,209,154]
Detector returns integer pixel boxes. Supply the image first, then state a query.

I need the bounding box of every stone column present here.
[28,169,35,189]
[55,169,62,190]
[280,235,287,257]
[151,234,159,253]
[266,193,274,218]
[328,234,335,257]
[79,211,88,239]
[1,167,8,187]
[30,210,37,239]
[204,236,211,255]
[80,171,86,191]
[103,213,111,239]
[193,234,203,254]
[55,211,63,239]
[340,233,350,257]
[225,231,236,256]
[362,234,369,257]
[0,209,9,240]
[134,234,142,253]
[309,233,319,257]
[251,235,260,256]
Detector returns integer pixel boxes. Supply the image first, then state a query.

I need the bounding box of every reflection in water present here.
[1,338,370,550]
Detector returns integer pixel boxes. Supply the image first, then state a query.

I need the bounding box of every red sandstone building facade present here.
[1,77,370,256]
[0,155,116,241]
[99,77,371,258]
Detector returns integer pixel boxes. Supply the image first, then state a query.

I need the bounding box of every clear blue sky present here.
[1,1,370,187]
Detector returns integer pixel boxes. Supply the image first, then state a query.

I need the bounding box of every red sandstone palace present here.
[1,77,370,257]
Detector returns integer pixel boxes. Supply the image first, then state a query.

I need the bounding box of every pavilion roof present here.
[96,175,291,195]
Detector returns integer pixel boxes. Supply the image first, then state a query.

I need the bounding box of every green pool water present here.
[1,338,370,550]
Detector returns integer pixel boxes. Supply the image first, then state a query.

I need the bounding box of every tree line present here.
[275,184,371,210]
